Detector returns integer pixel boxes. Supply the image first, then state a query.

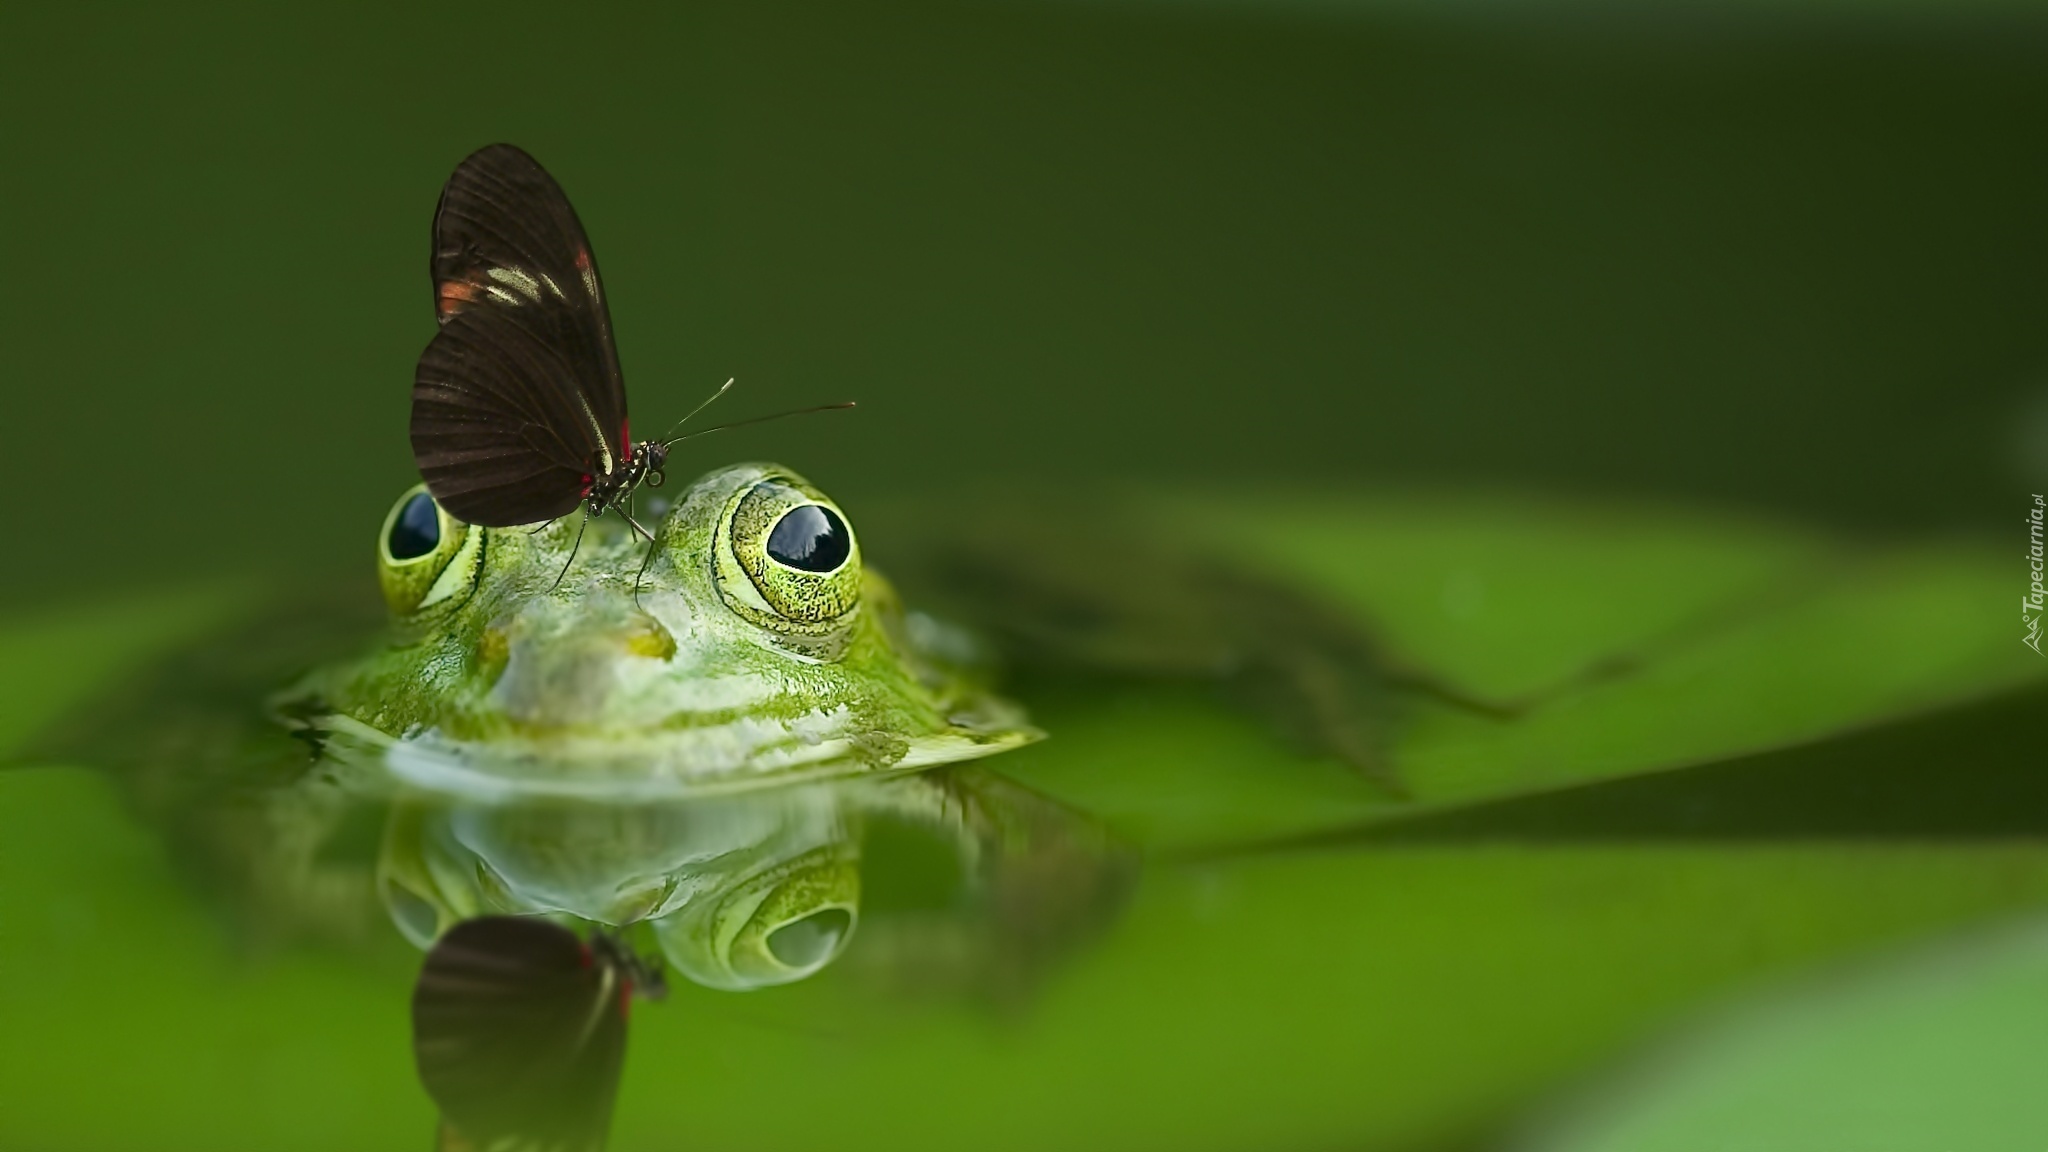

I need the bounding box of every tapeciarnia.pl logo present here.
[2027,494,2045,655]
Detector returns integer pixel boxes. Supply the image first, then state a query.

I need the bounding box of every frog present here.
[278,462,1042,800]
[30,457,1392,977]
[31,454,1433,991]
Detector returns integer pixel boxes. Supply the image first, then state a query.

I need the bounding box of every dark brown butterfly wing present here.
[412,916,632,1152]
[414,303,609,527]
[411,145,629,527]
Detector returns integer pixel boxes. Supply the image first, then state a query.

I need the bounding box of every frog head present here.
[292,463,1037,798]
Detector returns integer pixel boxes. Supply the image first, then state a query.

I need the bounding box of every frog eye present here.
[717,476,861,631]
[386,491,440,560]
[766,504,851,573]
[377,484,483,616]
[653,847,860,990]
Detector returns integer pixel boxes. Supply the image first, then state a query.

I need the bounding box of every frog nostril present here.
[623,616,676,660]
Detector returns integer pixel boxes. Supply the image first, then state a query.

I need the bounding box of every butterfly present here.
[411,915,666,1152]
[410,144,849,584]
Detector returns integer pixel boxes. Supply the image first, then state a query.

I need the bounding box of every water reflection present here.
[378,769,1114,993]
[382,785,862,990]
[381,767,1130,1149]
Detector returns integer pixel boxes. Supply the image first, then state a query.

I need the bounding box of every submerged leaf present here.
[974,491,2040,849]
[1519,917,2048,1152]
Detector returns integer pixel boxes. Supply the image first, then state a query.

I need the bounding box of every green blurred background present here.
[4,1,2045,602]
[4,4,2048,1150]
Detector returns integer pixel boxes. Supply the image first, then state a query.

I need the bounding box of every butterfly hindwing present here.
[414,302,606,526]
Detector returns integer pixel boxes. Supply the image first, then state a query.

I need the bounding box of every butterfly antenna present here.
[660,401,856,447]
[547,512,590,593]
[654,377,736,443]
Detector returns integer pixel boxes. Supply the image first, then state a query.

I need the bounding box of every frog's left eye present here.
[377,484,483,616]
[716,475,862,632]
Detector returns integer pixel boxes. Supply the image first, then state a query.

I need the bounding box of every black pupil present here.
[766,504,850,573]
[389,493,441,561]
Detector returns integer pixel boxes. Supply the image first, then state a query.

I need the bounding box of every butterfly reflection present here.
[413,916,666,1152]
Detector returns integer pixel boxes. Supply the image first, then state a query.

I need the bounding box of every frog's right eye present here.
[713,475,862,636]
[377,484,483,616]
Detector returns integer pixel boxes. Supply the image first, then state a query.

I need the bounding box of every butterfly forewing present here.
[412,144,629,527]
[413,916,632,1152]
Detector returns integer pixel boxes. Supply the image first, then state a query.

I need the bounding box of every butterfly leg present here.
[547,512,590,593]
[619,504,662,605]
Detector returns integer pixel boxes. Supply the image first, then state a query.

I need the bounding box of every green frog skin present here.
[283,463,1037,800]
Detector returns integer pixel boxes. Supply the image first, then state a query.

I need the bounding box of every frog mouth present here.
[308,712,1038,803]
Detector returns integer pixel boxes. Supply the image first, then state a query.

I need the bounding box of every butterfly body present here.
[582,437,668,521]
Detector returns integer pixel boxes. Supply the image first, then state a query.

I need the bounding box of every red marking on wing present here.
[579,473,594,498]
[436,279,481,317]
[620,420,631,450]
[578,943,594,969]
[574,247,592,271]
[618,980,634,1020]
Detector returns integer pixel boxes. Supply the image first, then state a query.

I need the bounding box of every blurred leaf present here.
[0,581,252,762]
[993,492,2040,849]
[1519,917,2048,1152]
[618,845,2048,1152]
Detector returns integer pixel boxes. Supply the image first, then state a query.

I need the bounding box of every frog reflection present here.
[379,767,1130,993]
[382,783,859,990]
